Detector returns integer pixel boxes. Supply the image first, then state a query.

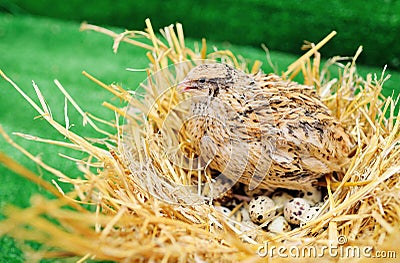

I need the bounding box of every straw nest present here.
[0,19,399,262]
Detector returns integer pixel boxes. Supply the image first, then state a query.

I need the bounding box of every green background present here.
[2,0,400,70]
[0,1,399,262]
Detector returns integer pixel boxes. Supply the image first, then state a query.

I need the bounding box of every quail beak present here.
[177,79,194,93]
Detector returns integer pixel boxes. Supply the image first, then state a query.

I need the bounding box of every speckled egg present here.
[248,196,276,224]
[302,207,320,222]
[283,198,310,225]
[272,191,294,212]
[267,216,291,234]
[299,187,322,205]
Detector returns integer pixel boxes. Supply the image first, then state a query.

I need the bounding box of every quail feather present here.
[178,63,352,192]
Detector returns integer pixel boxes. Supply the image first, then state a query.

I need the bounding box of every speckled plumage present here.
[179,63,351,191]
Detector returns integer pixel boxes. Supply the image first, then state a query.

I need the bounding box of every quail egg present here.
[299,187,322,205]
[267,215,291,234]
[283,197,310,225]
[248,196,276,224]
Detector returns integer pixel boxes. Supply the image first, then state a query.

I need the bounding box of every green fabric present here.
[2,0,400,69]
[0,14,399,262]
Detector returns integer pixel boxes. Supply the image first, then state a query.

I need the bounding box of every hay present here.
[0,19,399,262]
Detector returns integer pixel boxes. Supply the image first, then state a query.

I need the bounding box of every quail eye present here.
[198,78,206,83]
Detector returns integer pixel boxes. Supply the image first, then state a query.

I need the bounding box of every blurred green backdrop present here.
[0,1,399,262]
[2,0,400,70]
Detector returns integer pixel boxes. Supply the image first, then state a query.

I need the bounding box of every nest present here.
[0,19,399,262]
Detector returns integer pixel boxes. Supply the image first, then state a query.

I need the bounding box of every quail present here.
[178,63,351,192]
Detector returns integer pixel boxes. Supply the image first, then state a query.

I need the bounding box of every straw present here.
[0,20,399,262]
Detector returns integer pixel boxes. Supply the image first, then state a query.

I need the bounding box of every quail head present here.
[178,63,351,192]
